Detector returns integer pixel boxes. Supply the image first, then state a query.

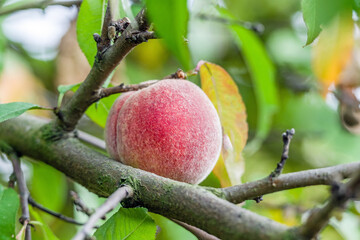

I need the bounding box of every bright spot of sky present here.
[2,5,78,60]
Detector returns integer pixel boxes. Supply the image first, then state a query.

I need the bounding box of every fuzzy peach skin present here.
[104,92,135,160]
[105,79,222,184]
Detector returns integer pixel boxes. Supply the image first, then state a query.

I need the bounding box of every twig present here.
[95,68,183,101]
[28,196,84,226]
[0,0,81,16]
[270,128,295,178]
[9,153,31,240]
[197,13,264,34]
[253,129,295,203]
[72,185,134,240]
[96,80,158,100]
[172,219,220,240]
[70,191,95,217]
[223,162,360,204]
[297,170,360,238]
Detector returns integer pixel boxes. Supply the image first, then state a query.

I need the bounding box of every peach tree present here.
[0,0,360,240]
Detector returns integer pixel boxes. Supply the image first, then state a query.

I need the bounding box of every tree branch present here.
[28,196,84,226]
[56,8,152,131]
[0,115,297,240]
[0,0,81,16]
[72,185,133,240]
[8,151,31,240]
[223,162,360,204]
[96,80,158,100]
[45,120,360,208]
[297,170,360,238]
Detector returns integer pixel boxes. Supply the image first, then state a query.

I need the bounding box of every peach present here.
[105,92,135,160]
[105,79,222,184]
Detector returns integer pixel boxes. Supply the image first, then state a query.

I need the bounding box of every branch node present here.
[163,69,187,79]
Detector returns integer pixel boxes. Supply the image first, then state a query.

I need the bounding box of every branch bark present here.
[0,115,298,240]
[56,8,151,131]
[223,162,360,204]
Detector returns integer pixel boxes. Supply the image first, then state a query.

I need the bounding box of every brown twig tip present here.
[110,17,131,34]
[270,128,295,179]
[163,69,187,79]
[253,128,295,203]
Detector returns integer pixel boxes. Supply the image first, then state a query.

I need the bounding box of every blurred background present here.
[0,0,359,239]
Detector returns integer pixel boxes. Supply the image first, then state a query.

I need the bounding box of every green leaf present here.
[0,185,20,240]
[224,14,278,149]
[0,102,45,123]
[29,206,60,240]
[94,207,156,240]
[301,0,352,45]
[30,161,67,218]
[77,0,107,66]
[146,0,191,70]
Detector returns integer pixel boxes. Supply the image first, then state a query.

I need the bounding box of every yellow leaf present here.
[312,11,354,95]
[200,62,248,186]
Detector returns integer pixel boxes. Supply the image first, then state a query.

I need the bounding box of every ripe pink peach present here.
[105,79,222,184]
[105,92,134,160]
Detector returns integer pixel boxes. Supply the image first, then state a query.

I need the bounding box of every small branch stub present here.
[254,128,295,203]
[270,128,295,179]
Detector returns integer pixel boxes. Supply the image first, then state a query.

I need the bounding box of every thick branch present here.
[223,162,360,204]
[57,8,151,131]
[0,115,296,240]
[0,0,81,16]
